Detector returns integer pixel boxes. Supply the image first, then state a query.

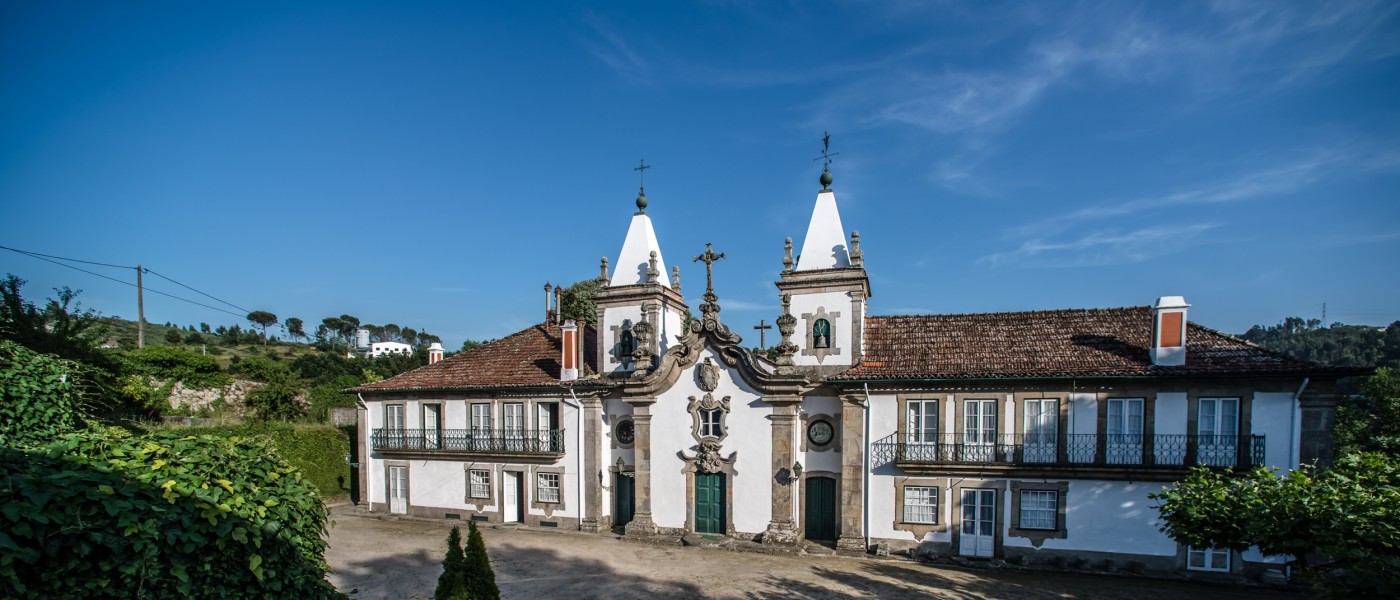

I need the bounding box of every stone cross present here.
[753,319,772,349]
[692,243,725,294]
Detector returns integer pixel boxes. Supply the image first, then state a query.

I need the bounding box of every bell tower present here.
[594,163,689,377]
[774,134,870,373]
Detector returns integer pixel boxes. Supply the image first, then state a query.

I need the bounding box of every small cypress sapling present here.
[465,521,500,600]
[434,526,467,600]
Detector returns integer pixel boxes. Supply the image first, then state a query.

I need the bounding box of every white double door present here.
[388,466,408,514]
[959,489,995,558]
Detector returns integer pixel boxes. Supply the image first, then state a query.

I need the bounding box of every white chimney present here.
[560,319,579,381]
[355,328,370,350]
[1151,296,1190,366]
[428,342,444,365]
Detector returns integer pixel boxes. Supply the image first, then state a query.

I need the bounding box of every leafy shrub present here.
[174,422,350,500]
[0,430,344,599]
[116,346,231,390]
[0,340,87,446]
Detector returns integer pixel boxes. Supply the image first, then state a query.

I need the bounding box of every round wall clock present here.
[616,420,635,445]
[807,420,834,446]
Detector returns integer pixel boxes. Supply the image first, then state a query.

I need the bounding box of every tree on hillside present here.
[1151,453,1398,597]
[285,317,306,342]
[0,274,110,365]
[460,339,493,352]
[247,310,278,346]
[1335,368,1400,458]
[164,328,183,345]
[434,526,467,600]
[1240,317,1400,369]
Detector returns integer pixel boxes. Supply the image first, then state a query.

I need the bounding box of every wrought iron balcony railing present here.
[872,433,1264,469]
[372,428,564,454]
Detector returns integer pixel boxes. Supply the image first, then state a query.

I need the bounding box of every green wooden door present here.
[805,476,837,540]
[615,473,634,528]
[695,473,726,534]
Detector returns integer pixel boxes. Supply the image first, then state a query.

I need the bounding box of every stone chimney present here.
[1151,296,1190,366]
[428,342,444,365]
[561,319,579,381]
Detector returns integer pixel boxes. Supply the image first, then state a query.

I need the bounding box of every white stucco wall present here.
[1012,480,1177,556]
[789,291,856,367]
[1252,392,1295,469]
[1154,392,1188,436]
[800,395,843,475]
[649,347,772,534]
[601,304,687,377]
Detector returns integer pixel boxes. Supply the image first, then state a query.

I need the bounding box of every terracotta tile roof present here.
[833,306,1349,381]
[348,322,598,393]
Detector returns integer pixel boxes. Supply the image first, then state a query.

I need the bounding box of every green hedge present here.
[0,340,86,447]
[0,430,343,599]
[176,423,351,500]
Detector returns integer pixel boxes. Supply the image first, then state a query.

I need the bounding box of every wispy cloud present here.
[978,223,1222,268]
[578,15,651,82]
[1004,152,1345,239]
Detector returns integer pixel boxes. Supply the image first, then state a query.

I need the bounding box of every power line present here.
[143,268,249,314]
[0,244,135,270]
[2,244,247,319]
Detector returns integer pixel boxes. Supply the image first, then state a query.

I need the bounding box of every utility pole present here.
[136,264,145,348]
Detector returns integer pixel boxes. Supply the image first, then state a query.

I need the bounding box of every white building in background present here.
[350,154,1356,582]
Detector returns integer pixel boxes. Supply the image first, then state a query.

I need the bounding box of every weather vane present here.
[813,131,838,173]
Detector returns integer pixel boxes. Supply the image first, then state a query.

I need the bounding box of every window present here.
[1187,546,1230,572]
[812,318,831,349]
[1197,398,1239,467]
[469,470,491,499]
[700,409,723,438]
[1018,490,1057,530]
[906,400,938,443]
[470,404,491,431]
[962,399,997,461]
[1106,398,1144,464]
[903,486,938,524]
[1008,481,1068,544]
[1023,399,1057,463]
[537,472,560,504]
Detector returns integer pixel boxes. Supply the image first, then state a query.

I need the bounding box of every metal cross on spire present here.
[634,159,651,191]
[814,131,839,173]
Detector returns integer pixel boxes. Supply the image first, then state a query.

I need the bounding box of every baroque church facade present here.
[351,162,1349,577]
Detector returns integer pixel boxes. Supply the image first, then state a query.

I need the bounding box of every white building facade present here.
[351,165,1350,580]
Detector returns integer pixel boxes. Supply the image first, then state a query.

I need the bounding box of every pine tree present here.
[434,526,467,600]
[464,521,499,600]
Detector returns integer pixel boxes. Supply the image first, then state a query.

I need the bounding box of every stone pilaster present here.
[580,396,605,532]
[763,400,801,544]
[356,402,370,508]
[836,394,867,551]
[623,407,659,535]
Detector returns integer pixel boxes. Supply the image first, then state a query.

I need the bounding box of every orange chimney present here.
[1151,296,1189,366]
[561,319,579,381]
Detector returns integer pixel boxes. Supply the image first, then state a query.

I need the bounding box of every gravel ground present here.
[324,508,1292,600]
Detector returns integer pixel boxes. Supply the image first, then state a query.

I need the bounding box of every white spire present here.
[610,211,671,287]
[796,190,850,271]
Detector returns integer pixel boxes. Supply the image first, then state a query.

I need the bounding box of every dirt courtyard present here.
[323,510,1289,600]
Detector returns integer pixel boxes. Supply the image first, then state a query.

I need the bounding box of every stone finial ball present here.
[636,191,648,211]
[820,170,833,188]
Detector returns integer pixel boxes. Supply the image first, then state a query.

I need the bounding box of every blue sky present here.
[2,1,1397,349]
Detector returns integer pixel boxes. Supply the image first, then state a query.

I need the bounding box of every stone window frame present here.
[1183,545,1236,573]
[383,459,411,514]
[897,394,944,444]
[613,418,636,449]
[800,306,842,362]
[530,465,566,516]
[686,393,732,445]
[799,412,840,452]
[950,480,1005,557]
[465,467,493,502]
[1008,481,1068,547]
[893,477,949,539]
